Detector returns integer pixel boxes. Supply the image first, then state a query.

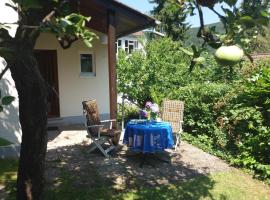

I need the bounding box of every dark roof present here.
[79,0,157,38]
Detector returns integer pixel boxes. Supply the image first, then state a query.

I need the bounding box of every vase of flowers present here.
[139,101,160,121]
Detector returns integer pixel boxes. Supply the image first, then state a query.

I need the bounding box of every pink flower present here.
[145,101,152,109]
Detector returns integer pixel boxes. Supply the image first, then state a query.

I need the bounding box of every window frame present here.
[79,51,96,77]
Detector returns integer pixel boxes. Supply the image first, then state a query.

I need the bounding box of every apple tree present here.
[0,0,95,199]
[151,0,270,70]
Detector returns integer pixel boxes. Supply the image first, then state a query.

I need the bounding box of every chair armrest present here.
[100,119,116,129]
[100,119,116,123]
[87,125,104,128]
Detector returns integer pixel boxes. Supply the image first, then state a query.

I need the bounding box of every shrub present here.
[169,61,270,181]
[168,82,231,148]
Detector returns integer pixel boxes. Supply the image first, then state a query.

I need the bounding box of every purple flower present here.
[145,101,152,109]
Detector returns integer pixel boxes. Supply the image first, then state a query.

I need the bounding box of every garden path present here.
[45,128,232,190]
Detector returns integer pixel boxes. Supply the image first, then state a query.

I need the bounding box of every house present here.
[0,0,157,144]
[116,31,145,54]
[116,29,165,54]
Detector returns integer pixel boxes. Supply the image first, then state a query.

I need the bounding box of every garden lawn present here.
[1,159,270,200]
[0,159,18,199]
[0,137,12,146]
[43,169,270,200]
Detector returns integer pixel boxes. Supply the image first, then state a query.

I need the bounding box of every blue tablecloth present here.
[123,120,174,153]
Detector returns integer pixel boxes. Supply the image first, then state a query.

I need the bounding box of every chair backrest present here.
[162,100,184,133]
[82,100,101,135]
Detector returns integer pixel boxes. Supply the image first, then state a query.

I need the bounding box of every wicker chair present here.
[161,100,184,149]
[82,100,120,157]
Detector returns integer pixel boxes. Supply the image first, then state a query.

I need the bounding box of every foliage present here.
[187,22,270,54]
[150,0,190,41]
[254,24,270,53]
[0,137,12,146]
[172,60,270,181]
[150,0,270,69]
[117,103,139,126]
[117,38,186,107]
[168,83,231,147]
[0,93,15,112]
[0,159,18,199]
[117,37,229,108]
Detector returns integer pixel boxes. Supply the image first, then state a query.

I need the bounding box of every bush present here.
[117,103,139,126]
[117,37,226,108]
[172,62,270,181]
[168,83,231,148]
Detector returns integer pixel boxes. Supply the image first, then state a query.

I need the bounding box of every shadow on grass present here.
[43,169,215,200]
[0,159,18,200]
[43,142,216,200]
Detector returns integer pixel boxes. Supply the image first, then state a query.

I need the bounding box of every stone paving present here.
[45,129,232,190]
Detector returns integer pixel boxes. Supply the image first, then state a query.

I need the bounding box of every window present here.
[116,40,122,54]
[124,40,139,54]
[80,53,95,76]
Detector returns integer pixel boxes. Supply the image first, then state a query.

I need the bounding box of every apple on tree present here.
[214,45,244,66]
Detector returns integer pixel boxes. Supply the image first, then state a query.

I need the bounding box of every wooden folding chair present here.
[161,100,184,149]
[82,100,120,157]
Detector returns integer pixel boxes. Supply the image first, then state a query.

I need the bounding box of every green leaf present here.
[13,0,42,9]
[179,47,193,56]
[224,0,238,7]
[2,96,15,105]
[260,11,269,18]
[256,17,269,26]
[0,47,14,60]
[239,16,255,27]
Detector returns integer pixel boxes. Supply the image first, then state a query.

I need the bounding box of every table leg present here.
[152,153,170,163]
[139,153,169,168]
[139,153,147,168]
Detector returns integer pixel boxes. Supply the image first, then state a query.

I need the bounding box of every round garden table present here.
[123,120,174,153]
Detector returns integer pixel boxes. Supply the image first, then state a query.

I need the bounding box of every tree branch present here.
[58,35,78,49]
[195,1,205,38]
[0,22,18,25]
[42,10,56,22]
[0,64,9,80]
[209,7,226,22]
[22,25,39,29]
[209,7,228,33]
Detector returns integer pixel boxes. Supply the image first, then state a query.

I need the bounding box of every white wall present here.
[35,32,110,117]
[0,1,21,144]
[0,59,22,144]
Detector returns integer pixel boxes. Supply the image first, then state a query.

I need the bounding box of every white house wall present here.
[0,1,21,144]
[35,32,110,118]
[0,59,22,144]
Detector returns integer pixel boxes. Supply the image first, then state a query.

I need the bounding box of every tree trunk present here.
[8,30,48,199]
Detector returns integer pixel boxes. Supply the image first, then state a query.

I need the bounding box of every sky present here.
[118,0,241,27]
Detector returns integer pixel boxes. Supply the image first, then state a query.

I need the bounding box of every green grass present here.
[1,160,270,200]
[0,159,18,199]
[43,169,270,200]
[0,137,12,146]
